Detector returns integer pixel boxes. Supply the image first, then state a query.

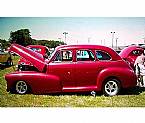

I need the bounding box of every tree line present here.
[0,29,65,49]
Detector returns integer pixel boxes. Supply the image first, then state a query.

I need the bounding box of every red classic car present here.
[5,44,137,96]
[119,45,144,69]
[18,45,50,71]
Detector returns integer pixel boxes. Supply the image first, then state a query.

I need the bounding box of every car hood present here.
[9,44,46,72]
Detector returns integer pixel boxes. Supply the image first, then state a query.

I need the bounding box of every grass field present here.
[0,56,145,107]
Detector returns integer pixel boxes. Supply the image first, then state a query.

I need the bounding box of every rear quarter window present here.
[96,51,111,60]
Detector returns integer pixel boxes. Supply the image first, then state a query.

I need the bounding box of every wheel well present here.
[102,76,122,90]
[11,80,32,94]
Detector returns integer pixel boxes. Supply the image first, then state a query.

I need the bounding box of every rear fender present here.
[96,67,137,90]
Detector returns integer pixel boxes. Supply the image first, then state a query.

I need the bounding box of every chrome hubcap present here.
[16,81,27,94]
[105,80,118,96]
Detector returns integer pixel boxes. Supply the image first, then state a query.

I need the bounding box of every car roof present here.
[56,44,111,50]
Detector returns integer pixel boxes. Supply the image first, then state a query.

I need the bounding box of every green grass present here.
[1,56,145,107]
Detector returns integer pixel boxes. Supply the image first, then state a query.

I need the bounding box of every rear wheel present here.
[103,79,120,96]
[15,81,28,94]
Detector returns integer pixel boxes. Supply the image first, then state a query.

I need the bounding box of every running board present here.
[62,86,99,92]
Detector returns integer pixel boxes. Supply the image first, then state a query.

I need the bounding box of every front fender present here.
[5,71,61,94]
[96,67,137,90]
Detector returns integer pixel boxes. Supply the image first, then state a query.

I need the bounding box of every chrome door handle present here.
[68,72,71,75]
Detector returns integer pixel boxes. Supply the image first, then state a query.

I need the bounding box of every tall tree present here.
[33,40,65,48]
[0,39,10,49]
[9,29,32,46]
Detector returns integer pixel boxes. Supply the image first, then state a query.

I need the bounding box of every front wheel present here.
[15,81,28,94]
[103,79,120,96]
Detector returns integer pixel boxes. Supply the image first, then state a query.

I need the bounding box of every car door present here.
[48,50,76,89]
[75,49,98,88]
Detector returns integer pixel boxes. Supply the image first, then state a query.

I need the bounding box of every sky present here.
[0,17,145,46]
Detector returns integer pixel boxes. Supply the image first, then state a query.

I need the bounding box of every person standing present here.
[134,52,145,87]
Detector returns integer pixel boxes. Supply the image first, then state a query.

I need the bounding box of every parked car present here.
[5,44,137,96]
[18,45,51,71]
[119,45,144,69]
[0,45,12,67]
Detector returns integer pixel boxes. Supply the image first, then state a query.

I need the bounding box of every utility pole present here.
[88,37,91,43]
[58,38,61,42]
[116,38,118,50]
[63,32,68,44]
[101,40,102,45]
[143,37,145,43]
[104,39,105,45]
[111,32,115,48]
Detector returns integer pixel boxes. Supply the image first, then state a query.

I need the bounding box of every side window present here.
[53,51,61,61]
[96,51,111,60]
[62,50,72,61]
[53,50,72,62]
[77,50,95,61]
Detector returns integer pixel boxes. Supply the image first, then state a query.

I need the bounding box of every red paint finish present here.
[48,62,75,88]
[119,46,144,68]
[5,44,137,94]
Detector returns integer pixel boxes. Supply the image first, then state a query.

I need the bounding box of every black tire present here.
[103,79,120,96]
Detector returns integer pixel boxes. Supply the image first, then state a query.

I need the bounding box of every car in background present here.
[0,45,12,67]
[119,45,144,69]
[18,45,52,71]
[5,44,137,96]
